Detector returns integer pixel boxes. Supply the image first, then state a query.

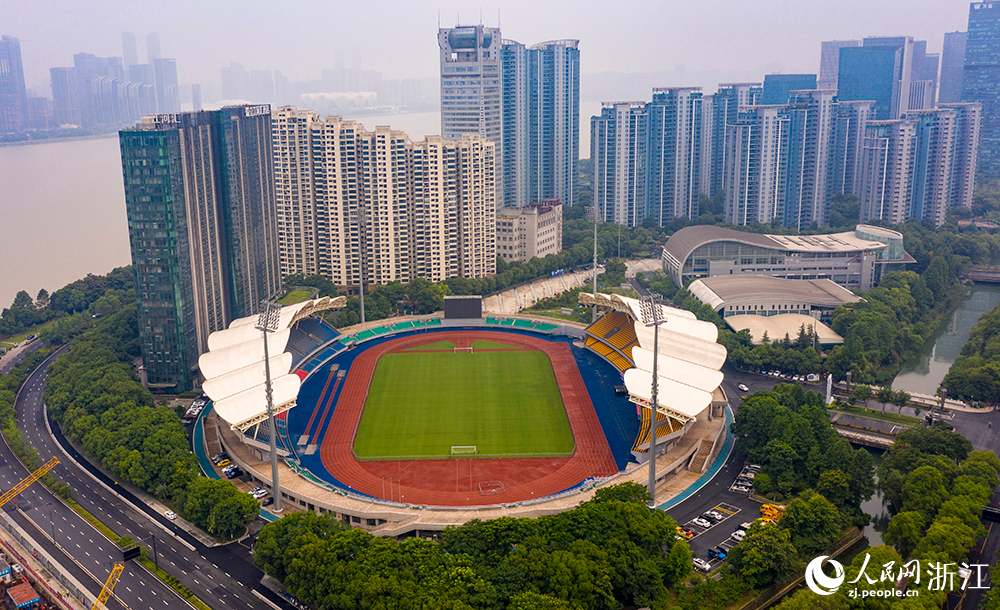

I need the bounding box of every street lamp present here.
[587,205,601,322]
[256,300,283,513]
[641,295,666,507]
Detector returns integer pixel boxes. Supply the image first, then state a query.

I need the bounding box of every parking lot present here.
[677,501,745,571]
[668,457,768,572]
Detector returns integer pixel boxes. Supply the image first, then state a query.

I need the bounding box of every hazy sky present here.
[5,0,972,96]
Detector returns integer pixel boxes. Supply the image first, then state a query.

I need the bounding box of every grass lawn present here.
[354,350,573,459]
[277,289,313,305]
[403,340,455,351]
[1,318,62,347]
[470,340,522,350]
[830,402,923,426]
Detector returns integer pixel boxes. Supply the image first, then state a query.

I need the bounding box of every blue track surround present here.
[657,405,735,511]
[285,327,641,497]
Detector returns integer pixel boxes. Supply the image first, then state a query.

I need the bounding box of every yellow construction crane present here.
[91,562,124,610]
[0,457,59,508]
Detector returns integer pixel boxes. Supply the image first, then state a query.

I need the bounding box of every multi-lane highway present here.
[10,346,291,610]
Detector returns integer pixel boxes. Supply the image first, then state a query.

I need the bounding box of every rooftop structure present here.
[687,276,861,322]
[725,313,844,345]
[662,224,911,291]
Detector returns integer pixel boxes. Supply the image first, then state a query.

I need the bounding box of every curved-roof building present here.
[687,275,861,322]
[662,224,911,291]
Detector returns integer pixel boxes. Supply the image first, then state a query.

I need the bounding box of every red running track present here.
[319,331,619,506]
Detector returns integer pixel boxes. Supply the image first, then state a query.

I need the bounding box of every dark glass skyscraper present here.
[940,31,967,104]
[838,45,904,120]
[120,106,280,391]
[962,2,1000,179]
[761,74,817,105]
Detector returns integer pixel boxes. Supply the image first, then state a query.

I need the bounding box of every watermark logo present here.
[805,553,992,598]
[805,556,845,595]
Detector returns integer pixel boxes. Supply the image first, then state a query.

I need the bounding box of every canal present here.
[892,285,1000,396]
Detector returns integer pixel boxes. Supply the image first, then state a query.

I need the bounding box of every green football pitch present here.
[353,350,574,459]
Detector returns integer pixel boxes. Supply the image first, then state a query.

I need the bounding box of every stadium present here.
[199,293,728,533]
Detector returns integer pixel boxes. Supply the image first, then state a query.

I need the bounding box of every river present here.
[0,135,131,310]
[0,103,605,310]
[892,285,1000,396]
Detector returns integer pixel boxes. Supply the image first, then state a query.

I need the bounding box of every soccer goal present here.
[453,347,474,354]
[451,445,477,456]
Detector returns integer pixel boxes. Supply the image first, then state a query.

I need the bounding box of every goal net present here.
[453,347,474,354]
[451,445,477,455]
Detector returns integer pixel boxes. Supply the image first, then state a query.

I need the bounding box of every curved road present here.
[13,346,291,610]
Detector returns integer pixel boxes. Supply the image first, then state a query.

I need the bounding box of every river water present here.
[0,102,604,310]
[0,136,130,310]
[892,285,1000,396]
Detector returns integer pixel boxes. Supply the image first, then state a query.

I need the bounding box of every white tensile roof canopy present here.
[581,292,727,423]
[198,296,346,431]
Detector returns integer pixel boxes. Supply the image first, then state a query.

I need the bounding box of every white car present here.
[164,510,177,520]
[691,518,712,529]
[692,558,712,572]
[738,384,749,392]
[731,529,746,541]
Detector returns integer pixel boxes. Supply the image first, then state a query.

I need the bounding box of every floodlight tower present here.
[256,300,283,512]
[640,294,666,506]
[588,205,601,322]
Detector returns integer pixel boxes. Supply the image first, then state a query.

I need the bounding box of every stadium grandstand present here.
[578,292,727,462]
[199,296,347,457]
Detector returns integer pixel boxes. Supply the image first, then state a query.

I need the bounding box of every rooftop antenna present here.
[498,9,501,28]
[480,7,483,25]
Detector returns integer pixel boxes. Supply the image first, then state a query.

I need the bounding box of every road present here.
[13,345,292,610]
[664,367,776,563]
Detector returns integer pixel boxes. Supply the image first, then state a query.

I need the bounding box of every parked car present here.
[225,468,242,479]
[262,497,274,507]
[708,546,727,560]
[164,510,177,520]
[732,529,746,541]
[691,518,712,529]
[216,459,231,468]
[706,510,724,521]
[701,512,719,524]
[737,522,753,531]
[692,558,712,572]
[746,463,761,471]
[677,527,695,539]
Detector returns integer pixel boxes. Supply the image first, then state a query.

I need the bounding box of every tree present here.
[10,290,33,310]
[875,386,895,412]
[208,494,259,539]
[914,516,978,564]
[508,591,573,610]
[663,539,693,587]
[851,384,873,408]
[727,522,797,588]
[779,492,842,554]
[591,481,650,505]
[35,288,49,310]
[815,470,852,511]
[884,511,924,558]
[891,389,912,414]
[900,465,949,523]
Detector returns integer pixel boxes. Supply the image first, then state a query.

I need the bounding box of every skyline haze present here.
[5,0,971,98]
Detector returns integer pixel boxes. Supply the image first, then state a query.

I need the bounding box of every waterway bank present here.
[893,284,1000,396]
